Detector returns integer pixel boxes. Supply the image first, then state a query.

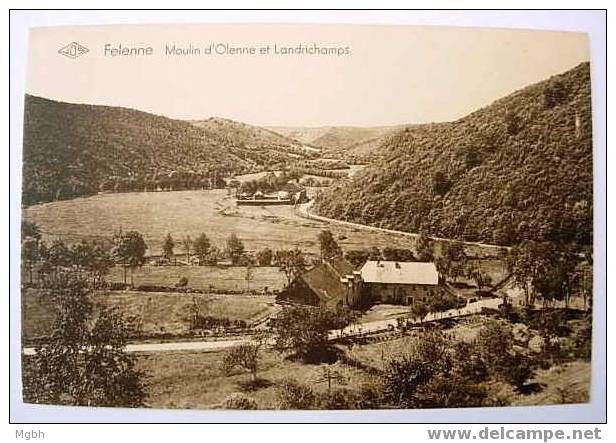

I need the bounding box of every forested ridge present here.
[22,96,311,205]
[270,124,408,162]
[314,62,593,246]
[192,117,320,158]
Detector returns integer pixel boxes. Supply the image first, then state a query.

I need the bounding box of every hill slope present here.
[192,117,320,158]
[269,125,406,161]
[22,96,311,205]
[314,62,593,246]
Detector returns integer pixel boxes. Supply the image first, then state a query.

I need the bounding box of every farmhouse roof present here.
[301,258,356,304]
[360,261,439,285]
[326,257,356,276]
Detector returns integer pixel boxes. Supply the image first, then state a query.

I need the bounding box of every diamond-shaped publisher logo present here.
[58,42,89,59]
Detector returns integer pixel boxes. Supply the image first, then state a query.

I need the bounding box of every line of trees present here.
[342,236,493,289]
[21,221,149,289]
[157,232,247,266]
[236,170,303,195]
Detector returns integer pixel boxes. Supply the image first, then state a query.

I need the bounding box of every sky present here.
[26,23,589,127]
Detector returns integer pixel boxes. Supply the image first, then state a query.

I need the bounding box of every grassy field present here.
[23,189,509,266]
[495,360,591,406]
[21,288,277,341]
[107,265,286,293]
[135,345,378,409]
[137,350,311,409]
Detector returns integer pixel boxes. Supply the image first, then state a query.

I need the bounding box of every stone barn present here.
[359,261,442,306]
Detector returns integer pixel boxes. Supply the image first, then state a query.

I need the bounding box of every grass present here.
[23,189,335,255]
[135,346,375,410]
[134,334,591,410]
[101,291,276,336]
[23,189,510,265]
[107,265,286,292]
[21,288,277,341]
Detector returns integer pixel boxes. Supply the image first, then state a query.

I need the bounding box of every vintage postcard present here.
[20,23,594,411]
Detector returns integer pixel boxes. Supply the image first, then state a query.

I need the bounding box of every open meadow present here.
[23,189,416,255]
[107,265,286,293]
[21,288,277,342]
[24,189,509,263]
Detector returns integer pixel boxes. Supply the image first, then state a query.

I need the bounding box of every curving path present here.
[296,201,510,252]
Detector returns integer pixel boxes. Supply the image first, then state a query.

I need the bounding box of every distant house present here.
[236,182,307,206]
[276,258,363,309]
[279,182,307,204]
[360,261,442,306]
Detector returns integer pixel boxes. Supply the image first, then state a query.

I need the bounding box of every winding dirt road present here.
[296,201,510,252]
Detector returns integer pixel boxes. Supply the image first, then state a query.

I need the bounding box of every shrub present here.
[272,306,349,362]
[316,388,363,410]
[502,353,536,391]
[276,379,316,409]
[222,343,259,381]
[344,249,371,268]
[572,315,592,360]
[107,282,130,291]
[256,248,273,266]
[191,315,246,331]
[395,332,489,407]
[543,80,569,108]
[222,393,258,410]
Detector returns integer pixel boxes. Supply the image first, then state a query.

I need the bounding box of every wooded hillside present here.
[314,62,593,246]
[22,96,309,205]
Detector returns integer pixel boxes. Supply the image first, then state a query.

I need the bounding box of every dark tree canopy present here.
[272,306,349,362]
[193,233,211,264]
[274,248,307,286]
[383,330,489,409]
[22,273,147,407]
[112,230,147,285]
[317,230,342,260]
[226,234,245,265]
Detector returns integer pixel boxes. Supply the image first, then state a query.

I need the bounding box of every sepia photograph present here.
[16,20,597,415]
